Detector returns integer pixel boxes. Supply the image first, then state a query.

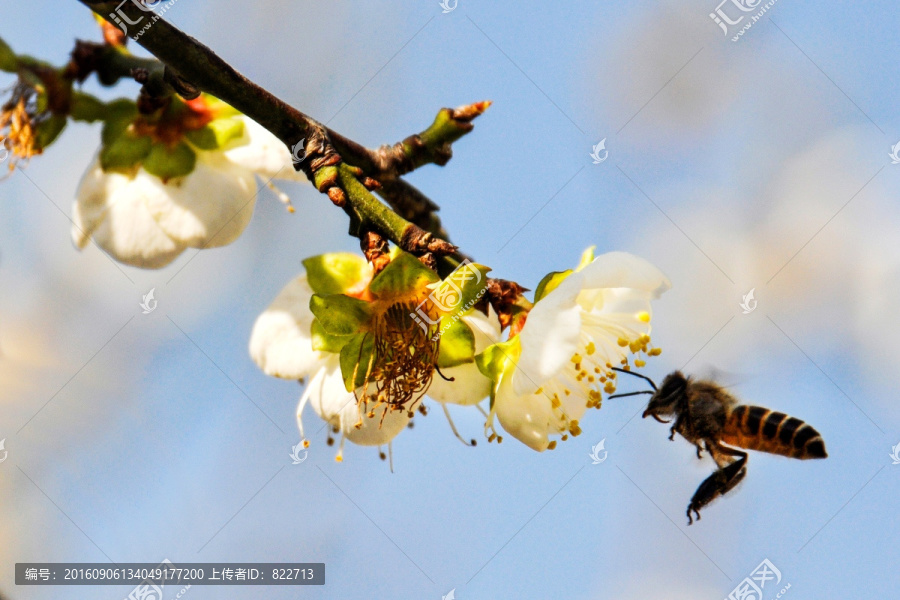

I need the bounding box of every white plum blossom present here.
[72,114,305,269]
[481,251,671,452]
[249,259,410,461]
[428,306,502,407]
[426,306,502,444]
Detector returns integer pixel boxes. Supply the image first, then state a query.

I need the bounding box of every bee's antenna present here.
[610,367,657,391]
[608,390,654,399]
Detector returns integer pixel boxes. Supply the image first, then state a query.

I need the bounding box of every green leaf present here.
[143,141,197,180]
[534,269,572,303]
[70,92,107,123]
[184,116,245,150]
[35,114,67,150]
[309,293,373,336]
[368,251,440,298]
[429,261,491,317]
[436,318,476,369]
[99,131,153,172]
[302,253,369,295]
[310,319,352,354]
[340,332,376,392]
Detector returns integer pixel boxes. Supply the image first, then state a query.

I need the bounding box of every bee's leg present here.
[686,445,748,525]
[668,415,683,441]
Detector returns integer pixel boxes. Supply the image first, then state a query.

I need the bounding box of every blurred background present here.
[1,0,899,598]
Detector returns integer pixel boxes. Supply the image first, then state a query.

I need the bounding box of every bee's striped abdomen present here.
[721,405,827,459]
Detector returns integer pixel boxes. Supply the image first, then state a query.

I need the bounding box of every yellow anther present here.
[648,348,662,356]
[585,342,596,355]
[571,353,582,364]
[634,359,646,367]
[547,441,557,450]
[636,311,650,323]
[617,338,629,347]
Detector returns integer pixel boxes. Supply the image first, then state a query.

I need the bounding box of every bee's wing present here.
[692,364,749,389]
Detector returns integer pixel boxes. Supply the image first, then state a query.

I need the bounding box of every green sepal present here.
[35,114,67,150]
[70,92,107,122]
[474,339,518,409]
[201,95,241,118]
[310,319,353,354]
[184,116,245,150]
[430,262,491,317]
[368,251,440,299]
[534,270,572,303]
[0,37,16,72]
[100,99,139,146]
[99,130,152,172]
[143,141,197,180]
[576,245,596,271]
[340,332,376,392]
[302,253,369,295]
[309,293,373,336]
[436,318,476,369]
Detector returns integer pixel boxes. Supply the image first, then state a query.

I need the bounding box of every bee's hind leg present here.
[686,444,748,525]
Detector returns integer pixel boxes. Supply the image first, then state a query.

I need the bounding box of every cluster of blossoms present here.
[2,34,672,463]
[250,247,670,461]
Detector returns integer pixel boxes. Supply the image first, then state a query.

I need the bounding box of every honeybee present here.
[610,368,828,524]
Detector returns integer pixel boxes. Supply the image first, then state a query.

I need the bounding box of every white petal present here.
[579,251,671,298]
[72,160,185,269]
[428,307,501,406]
[224,116,306,182]
[140,155,257,248]
[307,358,410,446]
[494,374,554,452]
[513,272,584,396]
[249,274,323,379]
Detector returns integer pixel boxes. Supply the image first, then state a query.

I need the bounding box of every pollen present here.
[535,387,544,395]
[547,441,557,450]
[636,311,650,323]
[634,359,646,368]
[363,300,440,416]
[585,342,596,355]
[604,382,616,394]
[617,338,629,347]
[571,353,582,364]
[0,90,42,171]
[648,347,662,356]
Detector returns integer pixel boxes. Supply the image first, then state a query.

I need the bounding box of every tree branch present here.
[77,0,463,263]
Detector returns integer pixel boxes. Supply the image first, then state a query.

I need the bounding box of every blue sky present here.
[1,1,899,599]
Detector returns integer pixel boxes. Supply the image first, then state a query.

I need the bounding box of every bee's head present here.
[642,371,688,423]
